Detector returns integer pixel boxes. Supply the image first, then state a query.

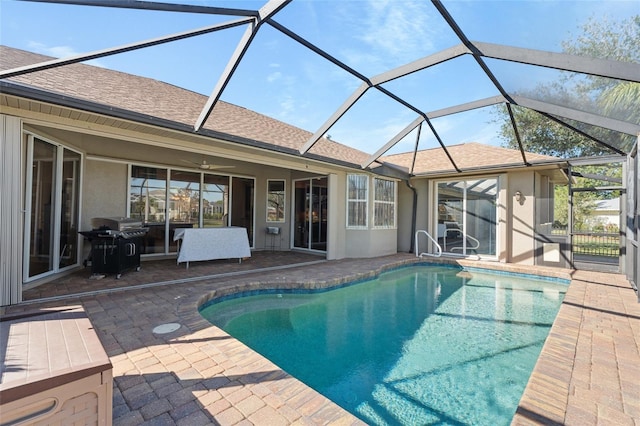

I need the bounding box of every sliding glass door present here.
[436,178,497,257]
[24,135,81,280]
[293,177,328,251]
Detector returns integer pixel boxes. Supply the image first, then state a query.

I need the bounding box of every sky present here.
[1,0,637,155]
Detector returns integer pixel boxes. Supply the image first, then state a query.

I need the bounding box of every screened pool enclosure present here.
[1,0,638,294]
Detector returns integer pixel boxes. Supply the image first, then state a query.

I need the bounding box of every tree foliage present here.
[494,14,639,158]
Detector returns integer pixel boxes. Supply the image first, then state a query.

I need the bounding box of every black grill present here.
[80,226,148,279]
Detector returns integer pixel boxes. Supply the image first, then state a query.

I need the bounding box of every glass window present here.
[347,174,368,228]
[169,171,200,226]
[203,174,229,227]
[130,166,255,253]
[373,178,396,228]
[267,180,286,222]
[168,170,201,252]
[130,166,167,254]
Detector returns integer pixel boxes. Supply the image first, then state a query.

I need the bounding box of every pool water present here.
[199,265,567,425]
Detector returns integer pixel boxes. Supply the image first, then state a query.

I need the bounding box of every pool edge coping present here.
[196,257,573,312]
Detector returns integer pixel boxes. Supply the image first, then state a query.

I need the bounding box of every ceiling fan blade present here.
[180,159,235,170]
[206,165,235,170]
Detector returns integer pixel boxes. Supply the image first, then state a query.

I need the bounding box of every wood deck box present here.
[1,306,112,425]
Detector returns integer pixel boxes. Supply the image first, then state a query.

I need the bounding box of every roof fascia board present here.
[426,95,505,119]
[299,82,369,154]
[0,18,253,80]
[194,0,292,131]
[20,0,260,17]
[513,95,640,136]
[369,44,470,86]
[474,41,640,83]
[411,158,568,178]
[361,116,424,169]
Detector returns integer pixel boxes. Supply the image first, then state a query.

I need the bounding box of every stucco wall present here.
[508,171,536,264]
[345,228,398,258]
[327,172,346,260]
[82,159,129,231]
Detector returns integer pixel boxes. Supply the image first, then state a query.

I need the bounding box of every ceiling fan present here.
[181,159,235,170]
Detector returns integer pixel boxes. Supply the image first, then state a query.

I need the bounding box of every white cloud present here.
[267,71,282,83]
[26,41,105,67]
[277,94,296,119]
[356,1,439,63]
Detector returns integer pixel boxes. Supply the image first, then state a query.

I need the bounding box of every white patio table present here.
[173,227,251,268]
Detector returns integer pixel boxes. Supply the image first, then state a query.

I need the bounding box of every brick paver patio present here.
[3,252,638,425]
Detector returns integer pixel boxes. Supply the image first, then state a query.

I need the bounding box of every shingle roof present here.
[381,142,558,175]
[0,45,370,166]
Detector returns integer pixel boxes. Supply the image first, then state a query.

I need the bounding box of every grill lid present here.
[91,217,143,231]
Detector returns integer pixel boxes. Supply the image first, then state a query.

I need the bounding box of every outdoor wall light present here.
[514,191,523,203]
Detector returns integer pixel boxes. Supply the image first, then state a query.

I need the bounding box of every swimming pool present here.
[199,264,567,425]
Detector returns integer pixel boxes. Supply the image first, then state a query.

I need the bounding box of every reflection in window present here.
[25,137,82,279]
[267,180,286,222]
[130,166,254,253]
[203,174,229,227]
[373,178,396,228]
[169,171,200,226]
[130,166,167,254]
[28,139,56,277]
[59,149,81,269]
[347,174,368,228]
[436,178,497,256]
[130,166,167,224]
[169,171,200,252]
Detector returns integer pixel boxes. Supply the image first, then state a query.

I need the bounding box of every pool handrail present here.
[415,230,442,258]
[450,233,480,252]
